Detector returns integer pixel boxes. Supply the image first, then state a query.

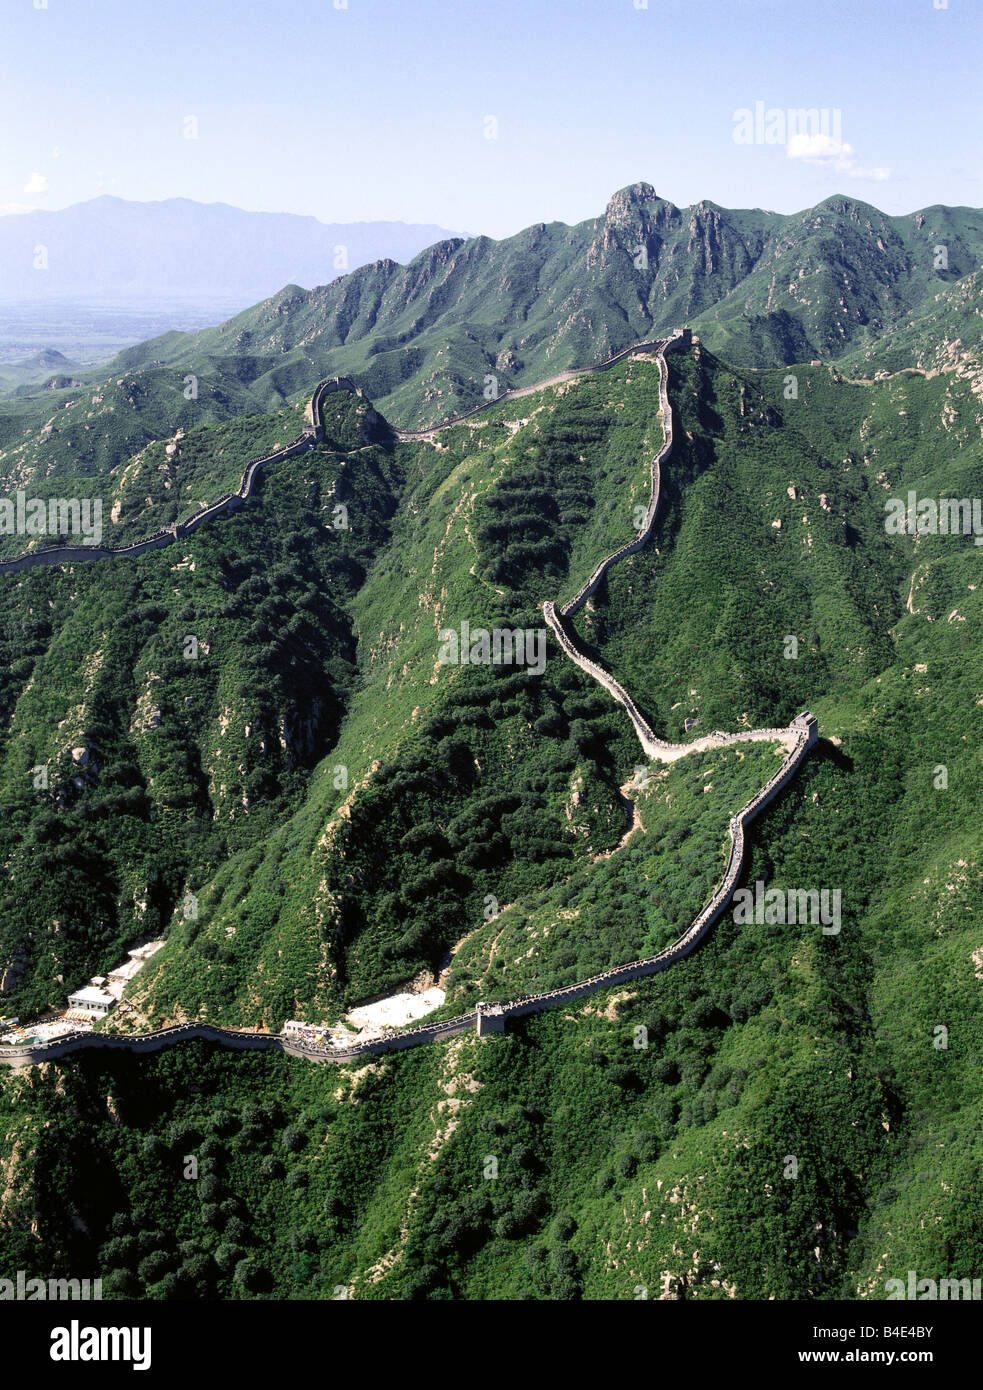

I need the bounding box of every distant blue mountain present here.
[0,195,463,306]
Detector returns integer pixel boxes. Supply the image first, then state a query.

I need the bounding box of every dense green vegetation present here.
[0,392,402,1016]
[120,361,670,1022]
[3,185,981,449]
[0,314,981,1300]
[445,743,786,1002]
[2,821,979,1304]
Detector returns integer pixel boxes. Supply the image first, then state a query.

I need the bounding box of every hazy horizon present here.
[3,0,980,240]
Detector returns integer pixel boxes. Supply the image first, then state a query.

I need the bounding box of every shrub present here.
[104,1268,138,1297]
[550,1213,576,1243]
[615,1151,637,1180]
[222,1215,249,1244]
[233,1257,261,1291]
[197,1174,222,1203]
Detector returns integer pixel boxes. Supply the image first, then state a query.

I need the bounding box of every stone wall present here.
[0,376,361,577]
[0,334,820,1072]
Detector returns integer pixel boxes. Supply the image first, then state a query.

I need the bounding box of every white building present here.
[66,985,115,1017]
[130,941,165,961]
[106,958,143,999]
[102,940,166,1000]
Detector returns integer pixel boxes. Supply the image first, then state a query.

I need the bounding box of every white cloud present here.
[23,171,49,194]
[0,203,33,216]
[786,134,890,181]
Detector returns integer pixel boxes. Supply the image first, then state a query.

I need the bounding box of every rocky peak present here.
[606,181,658,212]
[602,183,680,245]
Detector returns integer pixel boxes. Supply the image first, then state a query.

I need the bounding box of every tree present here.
[137,1250,171,1285]
[233,1257,271,1293]
[281,1125,307,1154]
[214,1243,244,1275]
[225,1216,250,1245]
[104,1268,138,1297]
[615,1151,637,1180]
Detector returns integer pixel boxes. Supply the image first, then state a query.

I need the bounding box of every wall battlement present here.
[0,330,820,1071]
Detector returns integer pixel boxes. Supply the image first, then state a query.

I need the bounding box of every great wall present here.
[0,338,671,576]
[0,381,364,576]
[0,331,818,1067]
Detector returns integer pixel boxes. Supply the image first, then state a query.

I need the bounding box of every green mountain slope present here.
[692,197,983,366]
[6,185,976,437]
[0,338,981,1302]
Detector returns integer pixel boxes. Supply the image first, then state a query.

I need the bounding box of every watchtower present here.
[792,712,819,747]
[475,1001,506,1035]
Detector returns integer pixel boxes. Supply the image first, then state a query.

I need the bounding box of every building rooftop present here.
[130,941,165,960]
[67,986,115,1007]
[108,958,143,981]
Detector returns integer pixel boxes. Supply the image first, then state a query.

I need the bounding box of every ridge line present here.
[0,329,819,1069]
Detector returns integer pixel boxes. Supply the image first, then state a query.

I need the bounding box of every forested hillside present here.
[4,184,981,443]
[0,335,980,1301]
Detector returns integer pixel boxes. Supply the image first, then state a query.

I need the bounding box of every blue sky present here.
[2,0,980,238]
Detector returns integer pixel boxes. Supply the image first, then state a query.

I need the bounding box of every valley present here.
[0,333,818,1070]
[0,191,980,1306]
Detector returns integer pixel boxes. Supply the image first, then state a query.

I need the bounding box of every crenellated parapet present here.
[0,344,679,575]
[0,326,822,1070]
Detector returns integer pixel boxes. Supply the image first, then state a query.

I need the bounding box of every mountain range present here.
[0,180,981,1303]
[0,195,461,306]
[102,183,983,428]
